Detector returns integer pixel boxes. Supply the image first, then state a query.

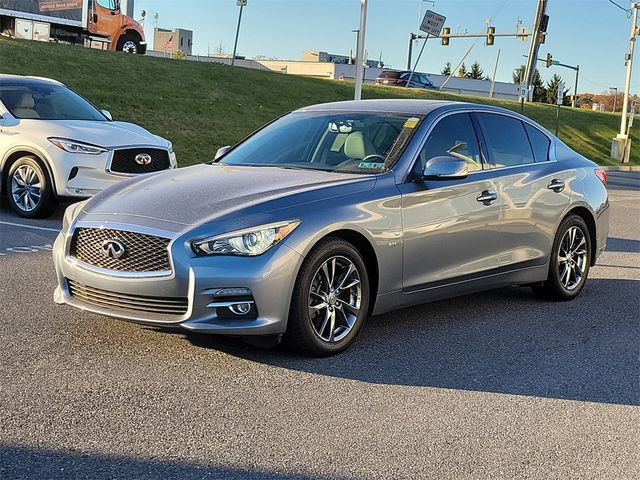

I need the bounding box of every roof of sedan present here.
[296,99,464,115]
[0,74,63,86]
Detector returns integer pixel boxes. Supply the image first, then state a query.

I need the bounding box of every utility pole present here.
[354,0,368,100]
[523,0,547,100]
[611,87,618,113]
[612,2,639,161]
[572,65,579,108]
[489,48,501,98]
[231,0,247,67]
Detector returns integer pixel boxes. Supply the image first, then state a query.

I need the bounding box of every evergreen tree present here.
[457,63,467,78]
[467,61,484,79]
[546,74,566,104]
[441,62,452,76]
[512,64,547,102]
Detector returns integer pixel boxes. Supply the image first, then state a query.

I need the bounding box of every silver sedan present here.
[52,100,609,356]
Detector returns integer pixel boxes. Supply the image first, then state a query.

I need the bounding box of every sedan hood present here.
[20,119,166,148]
[82,164,375,226]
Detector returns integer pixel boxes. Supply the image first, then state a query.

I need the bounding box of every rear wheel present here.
[532,214,591,300]
[284,239,369,356]
[6,156,56,218]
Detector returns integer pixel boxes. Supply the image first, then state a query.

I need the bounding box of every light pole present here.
[610,87,618,113]
[354,0,368,100]
[231,0,247,67]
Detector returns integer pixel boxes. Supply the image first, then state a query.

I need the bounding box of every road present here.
[0,173,638,479]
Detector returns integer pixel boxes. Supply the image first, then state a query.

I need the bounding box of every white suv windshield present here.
[220,112,422,174]
[0,83,107,121]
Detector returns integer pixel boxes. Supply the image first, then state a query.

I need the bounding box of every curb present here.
[602,166,640,172]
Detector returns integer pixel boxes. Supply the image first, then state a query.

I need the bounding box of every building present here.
[153,27,193,55]
[301,51,381,68]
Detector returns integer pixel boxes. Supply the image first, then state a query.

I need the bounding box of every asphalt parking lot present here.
[0,172,638,480]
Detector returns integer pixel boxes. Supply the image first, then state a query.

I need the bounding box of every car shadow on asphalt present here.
[0,444,341,480]
[606,236,640,253]
[166,278,640,407]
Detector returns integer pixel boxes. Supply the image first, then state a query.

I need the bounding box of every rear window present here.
[477,113,535,168]
[525,124,551,162]
[379,71,401,79]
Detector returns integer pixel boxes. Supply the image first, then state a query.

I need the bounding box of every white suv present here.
[0,75,177,218]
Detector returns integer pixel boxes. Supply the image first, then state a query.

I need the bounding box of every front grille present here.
[110,148,170,174]
[67,279,188,316]
[70,228,172,273]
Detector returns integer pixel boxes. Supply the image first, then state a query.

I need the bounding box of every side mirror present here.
[214,145,232,160]
[101,109,113,121]
[423,156,468,180]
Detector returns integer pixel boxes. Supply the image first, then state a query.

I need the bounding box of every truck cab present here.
[90,0,146,53]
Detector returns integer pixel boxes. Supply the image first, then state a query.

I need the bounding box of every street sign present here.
[237,0,247,6]
[551,60,560,66]
[420,10,446,37]
[557,83,564,105]
[517,26,529,41]
[518,84,528,100]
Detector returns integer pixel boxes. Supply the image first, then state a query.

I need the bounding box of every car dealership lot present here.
[0,173,638,479]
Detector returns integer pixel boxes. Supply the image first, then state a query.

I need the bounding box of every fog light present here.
[229,303,252,315]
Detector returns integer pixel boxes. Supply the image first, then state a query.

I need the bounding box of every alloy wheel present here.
[557,225,588,291]
[11,165,42,213]
[122,41,138,53]
[308,255,362,343]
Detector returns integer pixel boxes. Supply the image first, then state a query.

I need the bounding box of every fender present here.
[0,145,57,198]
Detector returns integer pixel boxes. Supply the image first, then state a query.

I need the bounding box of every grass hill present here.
[0,38,636,166]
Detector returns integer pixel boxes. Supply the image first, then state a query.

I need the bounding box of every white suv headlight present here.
[191,220,300,256]
[49,138,107,155]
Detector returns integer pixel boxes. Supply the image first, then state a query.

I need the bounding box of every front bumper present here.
[47,145,177,199]
[52,228,304,335]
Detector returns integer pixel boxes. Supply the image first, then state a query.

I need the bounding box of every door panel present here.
[400,174,503,291]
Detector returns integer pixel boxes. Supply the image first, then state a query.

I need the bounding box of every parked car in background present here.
[52,99,609,356]
[375,70,436,89]
[0,75,176,218]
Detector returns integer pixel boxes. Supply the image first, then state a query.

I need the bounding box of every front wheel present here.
[532,214,592,300]
[284,239,370,356]
[117,34,140,54]
[6,156,56,218]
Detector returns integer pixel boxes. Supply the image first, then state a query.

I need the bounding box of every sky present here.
[134,0,639,94]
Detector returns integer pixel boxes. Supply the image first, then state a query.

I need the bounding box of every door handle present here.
[476,190,497,205]
[547,179,565,192]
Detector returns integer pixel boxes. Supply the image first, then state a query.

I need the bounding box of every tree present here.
[546,74,566,104]
[467,61,484,79]
[441,62,452,76]
[512,64,547,102]
[457,63,467,78]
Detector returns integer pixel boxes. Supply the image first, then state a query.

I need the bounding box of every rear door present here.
[399,112,505,292]
[474,112,571,269]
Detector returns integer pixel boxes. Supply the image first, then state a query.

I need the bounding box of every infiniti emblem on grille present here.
[135,153,152,165]
[101,240,126,259]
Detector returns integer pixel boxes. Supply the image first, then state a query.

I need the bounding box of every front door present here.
[89,0,122,38]
[399,112,505,292]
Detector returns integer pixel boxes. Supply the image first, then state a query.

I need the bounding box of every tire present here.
[6,156,56,219]
[532,214,592,301]
[116,34,140,54]
[284,238,370,356]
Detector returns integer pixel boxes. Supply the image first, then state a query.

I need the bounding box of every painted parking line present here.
[0,220,60,233]
[0,244,53,256]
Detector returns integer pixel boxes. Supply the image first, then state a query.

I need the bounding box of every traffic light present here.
[540,14,549,33]
[486,26,495,46]
[545,52,553,68]
[441,27,450,46]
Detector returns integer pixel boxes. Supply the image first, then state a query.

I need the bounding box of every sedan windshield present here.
[220,111,422,174]
[0,83,107,121]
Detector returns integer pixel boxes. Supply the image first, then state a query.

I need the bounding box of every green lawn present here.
[0,38,637,165]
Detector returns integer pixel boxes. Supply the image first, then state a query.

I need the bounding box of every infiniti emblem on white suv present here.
[135,153,152,165]
[101,240,126,259]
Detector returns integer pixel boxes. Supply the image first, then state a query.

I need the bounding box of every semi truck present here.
[0,0,146,53]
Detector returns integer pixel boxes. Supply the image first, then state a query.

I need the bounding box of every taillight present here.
[594,168,607,187]
[395,79,404,85]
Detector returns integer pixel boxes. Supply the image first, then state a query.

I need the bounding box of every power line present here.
[607,0,632,18]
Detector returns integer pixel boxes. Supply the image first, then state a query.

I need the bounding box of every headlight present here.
[62,200,87,232]
[191,220,300,256]
[49,137,107,155]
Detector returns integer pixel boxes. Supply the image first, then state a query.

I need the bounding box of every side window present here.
[525,124,551,162]
[417,113,483,173]
[477,113,535,168]
[97,0,117,10]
